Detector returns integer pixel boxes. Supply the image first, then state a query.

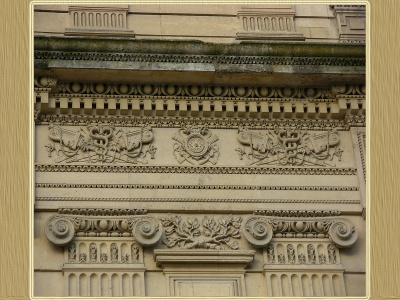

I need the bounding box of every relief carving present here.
[159,214,241,249]
[46,123,156,164]
[236,127,343,167]
[172,126,219,165]
[243,216,358,248]
[45,210,162,247]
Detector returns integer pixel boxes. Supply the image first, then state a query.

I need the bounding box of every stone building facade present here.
[34,5,366,297]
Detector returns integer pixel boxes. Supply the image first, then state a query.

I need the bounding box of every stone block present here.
[202,101,211,117]
[84,98,92,114]
[249,102,258,117]
[226,102,234,117]
[71,98,80,114]
[191,101,199,116]
[132,99,140,115]
[237,102,246,117]
[59,98,69,114]
[214,101,223,117]
[179,100,187,117]
[144,100,152,116]
[260,102,269,117]
[107,98,116,115]
[156,100,164,116]
[119,99,128,115]
[95,98,104,115]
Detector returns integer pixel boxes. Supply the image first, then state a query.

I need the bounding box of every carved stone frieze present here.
[243,216,358,248]
[46,123,156,164]
[35,164,358,175]
[172,126,219,165]
[35,50,366,66]
[36,197,361,204]
[254,210,342,217]
[35,114,366,130]
[45,211,162,247]
[35,79,365,99]
[159,214,242,250]
[237,127,343,167]
[37,183,359,192]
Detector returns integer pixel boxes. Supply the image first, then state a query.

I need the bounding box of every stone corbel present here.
[243,216,358,248]
[45,209,162,247]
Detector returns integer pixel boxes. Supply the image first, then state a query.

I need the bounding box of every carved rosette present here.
[243,216,358,248]
[45,213,162,247]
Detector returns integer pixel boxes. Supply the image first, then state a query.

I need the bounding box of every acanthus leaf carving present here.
[172,126,219,165]
[159,214,242,250]
[236,127,343,167]
[243,216,358,248]
[46,123,156,164]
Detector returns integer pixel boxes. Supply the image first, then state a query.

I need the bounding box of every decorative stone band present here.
[34,50,365,67]
[35,164,358,175]
[34,79,365,100]
[45,214,162,247]
[34,114,366,130]
[243,216,358,248]
[36,197,361,204]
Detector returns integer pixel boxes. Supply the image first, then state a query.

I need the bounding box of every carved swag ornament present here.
[236,127,343,167]
[172,126,219,165]
[160,214,241,249]
[46,123,156,164]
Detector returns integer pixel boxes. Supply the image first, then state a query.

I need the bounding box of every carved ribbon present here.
[45,214,162,247]
[243,216,358,248]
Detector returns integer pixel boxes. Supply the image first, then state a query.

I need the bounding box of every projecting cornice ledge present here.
[34,37,365,86]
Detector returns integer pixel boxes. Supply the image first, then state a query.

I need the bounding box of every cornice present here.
[34,37,366,59]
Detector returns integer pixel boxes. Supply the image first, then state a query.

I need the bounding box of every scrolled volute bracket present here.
[45,213,162,247]
[243,216,358,248]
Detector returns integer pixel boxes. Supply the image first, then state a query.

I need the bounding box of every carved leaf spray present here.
[236,126,343,167]
[159,214,241,250]
[46,123,156,164]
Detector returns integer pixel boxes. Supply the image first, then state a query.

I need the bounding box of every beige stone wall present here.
[34,4,366,43]
[33,4,366,297]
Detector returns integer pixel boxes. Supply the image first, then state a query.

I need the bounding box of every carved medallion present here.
[236,127,343,167]
[172,126,219,165]
[45,123,156,164]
